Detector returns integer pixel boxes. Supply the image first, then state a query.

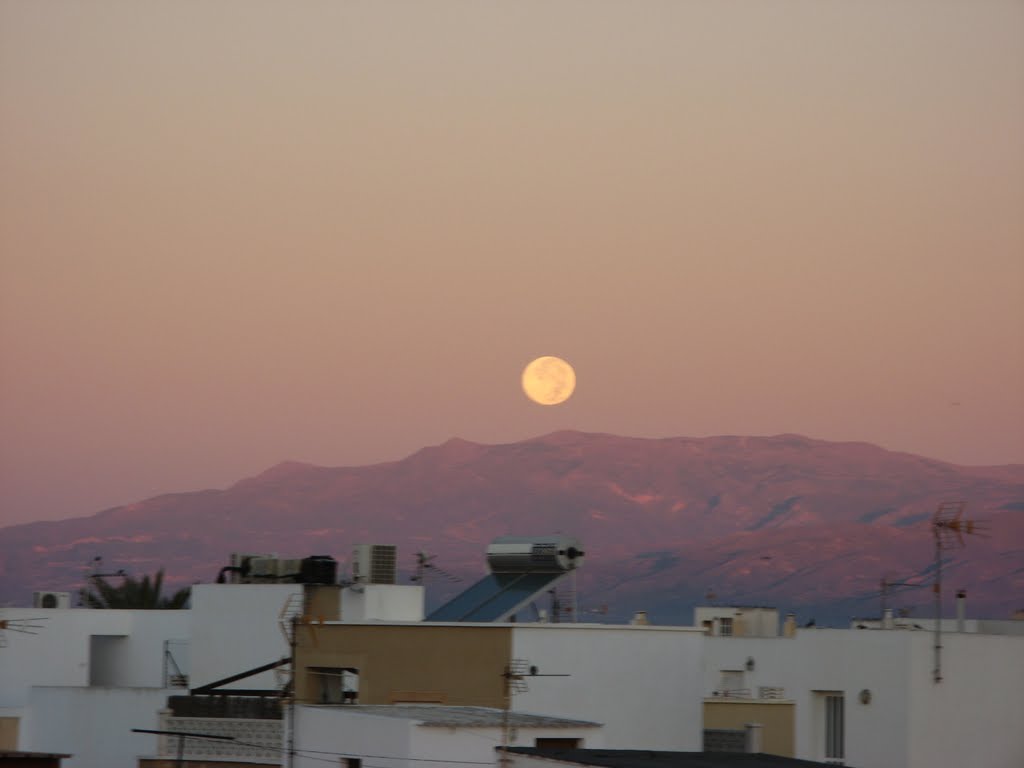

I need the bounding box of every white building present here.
[0,582,305,768]
[293,621,707,751]
[295,705,602,768]
[702,626,1024,768]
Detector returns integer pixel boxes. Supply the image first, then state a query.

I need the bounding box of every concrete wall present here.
[703,629,914,767]
[0,713,21,750]
[906,633,1024,768]
[25,686,174,768]
[511,624,705,751]
[294,621,704,751]
[411,721,603,760]
[340,585,424,621]
[295,706,602,768]
[703,700,794,756]
[188,584,297,690]
[295,623,512,706]
[0,609,189,707]
[704,629,1024,768]
[294,706,412,768]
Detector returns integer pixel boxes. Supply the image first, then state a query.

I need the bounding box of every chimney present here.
[783,613,796,638]
[956,589,967,632]
[630,611,649,626]
[882,608,895,630]
[744,723,763,754]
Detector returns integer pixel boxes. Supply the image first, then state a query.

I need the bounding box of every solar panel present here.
[427,571,569,622]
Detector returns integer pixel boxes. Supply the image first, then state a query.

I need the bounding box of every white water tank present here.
[485,535,585,573]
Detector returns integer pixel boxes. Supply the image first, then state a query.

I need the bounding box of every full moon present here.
[522,356,576,406]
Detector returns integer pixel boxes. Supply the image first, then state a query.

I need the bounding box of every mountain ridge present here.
[2,431,1021,623]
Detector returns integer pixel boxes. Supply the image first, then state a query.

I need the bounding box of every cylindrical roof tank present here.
[486,535,585,573]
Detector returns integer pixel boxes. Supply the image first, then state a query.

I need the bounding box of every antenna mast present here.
[930,501,985,683]
[499,660,569,765]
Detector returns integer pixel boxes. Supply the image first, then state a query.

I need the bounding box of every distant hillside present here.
[2,431,1022,624]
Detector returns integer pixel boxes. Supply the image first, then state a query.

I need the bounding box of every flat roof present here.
[320,620,704,633]
[502,748,833,767]
[304,704,600,729]
[0,752,73,760]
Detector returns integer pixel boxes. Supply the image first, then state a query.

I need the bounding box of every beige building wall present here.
[0,716,19,750]
[703,700,794,757]
[303,585,341,621]
[139,760,275,768]
[295,623,511,708]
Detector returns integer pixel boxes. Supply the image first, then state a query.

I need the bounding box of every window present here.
[311,667,359,704]
[718,617,733,636]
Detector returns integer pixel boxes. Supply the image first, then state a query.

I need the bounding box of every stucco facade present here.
[293,621,706,751]
[702,628,1024,768]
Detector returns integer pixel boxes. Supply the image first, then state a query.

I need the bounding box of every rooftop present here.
[304,704,600,729]
[502,749,835,767]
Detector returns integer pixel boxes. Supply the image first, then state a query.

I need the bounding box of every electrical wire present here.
[183,733,497,766]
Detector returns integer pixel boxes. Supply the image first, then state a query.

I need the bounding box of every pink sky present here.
[2,1,1022,527]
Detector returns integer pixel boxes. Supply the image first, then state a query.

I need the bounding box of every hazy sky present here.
[2,1,1022,527]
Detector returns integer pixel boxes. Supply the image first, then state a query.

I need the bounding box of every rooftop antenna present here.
[411,552,462,585]
[931,501,986,683]
[79,556,129,606]
[87,556,128,580]
[499,659,569,766]
[879,573,928,618]
[0,613,47,648]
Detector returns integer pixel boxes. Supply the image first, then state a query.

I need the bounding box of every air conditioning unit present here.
[276,559,304,582]
[246,557,306,583]
[229,552,276,583]
[33,591,71,609]
[352,544,397,585]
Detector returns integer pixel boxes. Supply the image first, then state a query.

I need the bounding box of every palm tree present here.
[79,569,190,609]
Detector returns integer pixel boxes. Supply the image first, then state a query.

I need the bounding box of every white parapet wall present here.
[188,583,299,690]
[341,584,425,622]
[702,628,1024,768]
[511,623,705,750]
[26,686,178,768]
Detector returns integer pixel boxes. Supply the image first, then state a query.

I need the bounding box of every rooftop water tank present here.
[485,535,585,573]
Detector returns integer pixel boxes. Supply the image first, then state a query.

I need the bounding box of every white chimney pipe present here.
[744,722,763,753]
[882,608,894,630]
[956,590,967,632]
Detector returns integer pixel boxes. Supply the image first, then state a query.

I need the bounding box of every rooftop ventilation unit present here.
[352,544,397,585]
[33,591,71,609]
[226,553,276,584]
[248,557,304,583]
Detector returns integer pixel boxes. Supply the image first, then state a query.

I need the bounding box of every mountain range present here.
[2,431,1022,624]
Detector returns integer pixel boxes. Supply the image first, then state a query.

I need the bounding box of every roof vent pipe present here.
[956,590,967,633]
[744,723,763,753]
[882,608,895,630]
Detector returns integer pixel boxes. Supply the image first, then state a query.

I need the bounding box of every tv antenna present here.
[878,573,928,617]
[87,556,128,580]
[499,659,569,765]
[79,556,129,606]
[931,501,986,683]
[411,552,462,585]
[0,613,47,648]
